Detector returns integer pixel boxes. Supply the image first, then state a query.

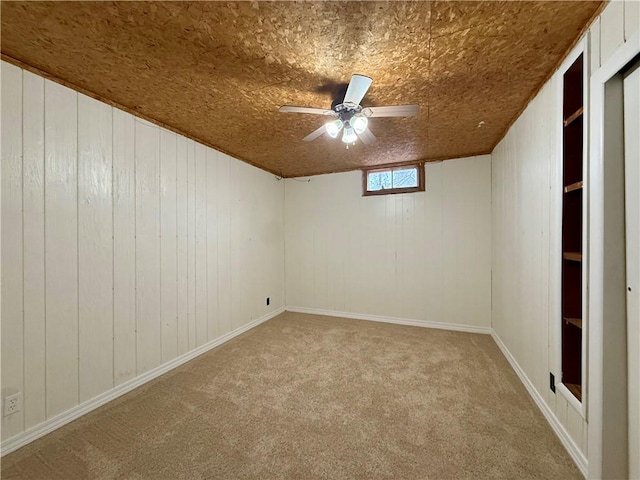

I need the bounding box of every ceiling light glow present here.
[325,119,343,138]
[351,114,368,135]
[342,126,357,144]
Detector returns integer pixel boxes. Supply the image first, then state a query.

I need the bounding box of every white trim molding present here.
[0,307,285,457]
[551,38,590,421]
[285,306,492,335]
[588,28,640,480]
[491,331,589,478]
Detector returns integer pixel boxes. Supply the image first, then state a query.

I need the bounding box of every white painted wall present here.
[491,0,640,471]
[492,71,588,455]
[285,156,492,329]
[0,61,285,443]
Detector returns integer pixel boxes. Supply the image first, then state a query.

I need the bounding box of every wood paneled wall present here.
[491,0,640,460]
[491,72,588,448]
[0,61,285,442]
[285,156,492,328]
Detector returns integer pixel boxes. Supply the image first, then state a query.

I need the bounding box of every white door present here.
[624,64,640,480]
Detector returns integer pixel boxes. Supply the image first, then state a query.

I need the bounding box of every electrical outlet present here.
[3,392,22,416]
[549,373,556,393]
[266,297,270,306]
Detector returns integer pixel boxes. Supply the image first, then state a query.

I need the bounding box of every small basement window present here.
[363,164,425,196]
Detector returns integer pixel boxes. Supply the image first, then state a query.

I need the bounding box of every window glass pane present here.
[392,168,418,188]
[367,171,392,191]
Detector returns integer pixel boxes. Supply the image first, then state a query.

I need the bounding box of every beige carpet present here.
[1,312,581,479]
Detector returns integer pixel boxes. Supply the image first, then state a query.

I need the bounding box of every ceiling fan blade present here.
[343,74,373,105]
[357,128,376,145]
[366,105,419,117]
[279,105,334,115]
[302,125,326,142]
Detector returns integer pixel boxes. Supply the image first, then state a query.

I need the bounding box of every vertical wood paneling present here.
[78,94,114,402]
[176,136,189,355]
[186,140,197,350]
[236,164,250,325]
[160,129,178,363]
[217,154,232,336]
[624,0,640,42]
[424,164,443,322]
[297,213,313,309]
[556,394,569,427]
[319,215,330,310]
[22,70,46,430]
[491,71,589,453]
[1,62,25,440]
[207,148,219,340]
[392,195,403,316]
[323,187,339,311]
[44,80,79,418]
[537,91,553,393]
[326,184,346,312]
[342,196,355,312]
[250,167,262,319]
[1,60,285,445]
[244,167,257,321]
[284,158,491,327]
[251,168,263,319]
[600,0,625,64]
[474,158,493,327]
[194,144,208,346]
[135,120,161,373]
[229,161,243,329]
[590,17,602,74]
[440,158,492,327]
[113,109,136,385]
[273,175,286,313]
[566,404,585,452]
[402,193,420,319]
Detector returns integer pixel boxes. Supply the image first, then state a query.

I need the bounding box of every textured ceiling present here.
[1,1,602,177]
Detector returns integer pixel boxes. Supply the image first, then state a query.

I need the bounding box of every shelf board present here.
[564,106,584,127]
[564,181,583,193]
[564,382,582,402]
[563,252,583,262]
[564,317,582,329]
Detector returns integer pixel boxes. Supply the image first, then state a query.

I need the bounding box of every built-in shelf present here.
[563,106,584,127]
[565,383,582,402]
[564,181,583,193]
[560,53,584,403]
[564,317,582,329]
[563,252,583,262]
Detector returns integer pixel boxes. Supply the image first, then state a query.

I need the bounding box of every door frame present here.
[623,59,640,480]
[588,29,640,479]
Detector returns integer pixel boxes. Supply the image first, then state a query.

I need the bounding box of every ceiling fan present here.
[279,74,419,145]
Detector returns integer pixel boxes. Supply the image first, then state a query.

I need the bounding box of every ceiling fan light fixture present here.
[351,114,368,135]
[280,74,416,146]
[342,126,357,144]
[325,119,343,138]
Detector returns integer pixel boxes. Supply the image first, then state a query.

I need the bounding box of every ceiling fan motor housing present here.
[334,102,372,127]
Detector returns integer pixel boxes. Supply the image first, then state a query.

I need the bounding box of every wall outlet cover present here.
[3,392,22,416]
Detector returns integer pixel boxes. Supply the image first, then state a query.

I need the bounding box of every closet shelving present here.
[560,53,585,402]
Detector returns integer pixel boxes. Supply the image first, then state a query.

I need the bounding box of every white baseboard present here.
[285,306,492,334]
[0,307,285,457]
[490,331,588,478]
